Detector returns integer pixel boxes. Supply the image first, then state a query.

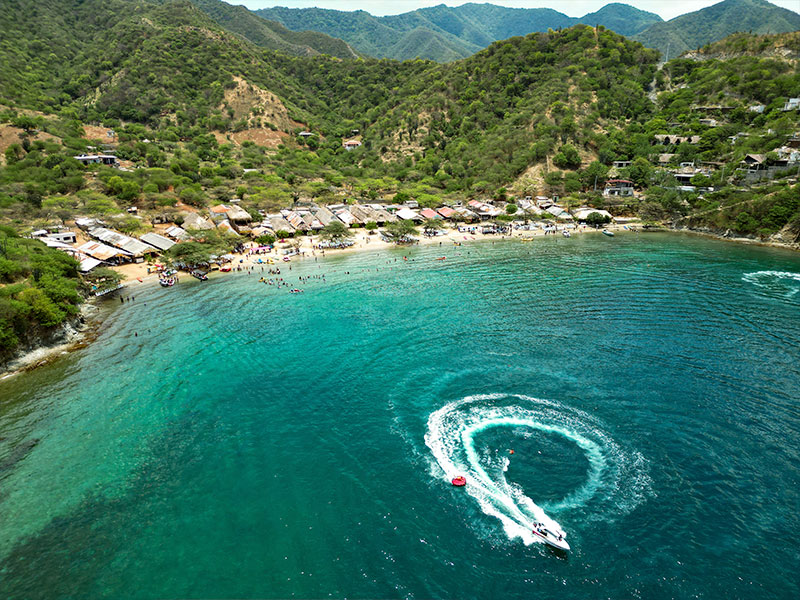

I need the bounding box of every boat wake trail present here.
[742,271,800,300]
[424,394,650,548]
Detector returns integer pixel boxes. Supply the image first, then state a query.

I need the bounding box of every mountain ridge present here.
[633,0,800,59]
[254,2,662,61]
[255,0,800,62]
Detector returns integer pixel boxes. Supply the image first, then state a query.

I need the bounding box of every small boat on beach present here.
[159,277,176,287]
[191,270,208,281]
[532,523,570,551]
[602,229,614,237]
[562,230,571,238]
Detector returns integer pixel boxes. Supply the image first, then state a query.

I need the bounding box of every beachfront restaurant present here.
[87,227,158,262]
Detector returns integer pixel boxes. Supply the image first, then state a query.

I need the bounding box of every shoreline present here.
[0,222,649,381]
[0,301,107,381]
[670,225,800,252]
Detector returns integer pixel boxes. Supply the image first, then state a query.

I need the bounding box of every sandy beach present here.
[112,222,636,289]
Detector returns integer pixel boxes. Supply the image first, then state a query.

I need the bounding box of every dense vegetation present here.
[0,227,83,358]
[0,0,797,263]
[256,2,662,62]
[632,0,800,60]
[182,0,360,59]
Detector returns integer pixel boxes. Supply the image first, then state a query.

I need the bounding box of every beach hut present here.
[437,207,456,219]
[140,232,176,251]
[267,215,295,234]
[395,207,422,222]
[87,227,157,260]
[334,208,357,227]
[77,240,132,263]
[367,205,396,224]
[165,225,189,240]
[217,220,240,236]
[348,205,373,224]
[419,208,442,220]
[313,206,339,227]
[182,213,215,231]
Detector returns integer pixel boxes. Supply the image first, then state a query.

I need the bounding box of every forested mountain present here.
[0,0,797,250]
[633,0,800,59]
[255,2,662,62]
[182,0,360,58]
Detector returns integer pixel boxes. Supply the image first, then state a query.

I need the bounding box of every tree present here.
[586,212,611,228]
[422,218,441,233]
[321,220,352,241]
[552,144,581,169]
[384,219,418,241]
[581,161,609,191]
[628,157,652,188]
[255,234,276,245]
[505,203,518,214]
[84,267,125,294]
[364,221,378,231]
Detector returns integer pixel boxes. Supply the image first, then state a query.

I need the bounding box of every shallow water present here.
[1,232,799,599]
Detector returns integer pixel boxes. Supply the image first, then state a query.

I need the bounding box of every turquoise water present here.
[1,232,799,599]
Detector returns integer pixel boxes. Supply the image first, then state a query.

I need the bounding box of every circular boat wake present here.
[424,394,650,548]
[742,271,800,300]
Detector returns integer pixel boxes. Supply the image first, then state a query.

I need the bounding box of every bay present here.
[0,232,799,599]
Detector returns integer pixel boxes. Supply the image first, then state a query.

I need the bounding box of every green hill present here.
[633,0,800,60]
[184,0,360,59]
[577,3,663,37]
[0,1,797,244]
[255,3,660,62]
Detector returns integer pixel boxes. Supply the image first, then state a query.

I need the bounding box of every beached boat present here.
[159,277,176,287]
[602,229,614,237]
[562,230,571,238]
[532,523,570,552]
[191,270,208,281]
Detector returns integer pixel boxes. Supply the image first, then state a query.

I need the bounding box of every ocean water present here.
[0,232,799,599]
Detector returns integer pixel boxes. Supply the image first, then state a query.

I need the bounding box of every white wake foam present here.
[424,394,650,548]
[743,271,800,299]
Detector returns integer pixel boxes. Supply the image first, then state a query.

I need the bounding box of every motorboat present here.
[562,230,571,238]
[191,270,209,281]
[159,277,176,287]
[532,523,570,551]
[602,229,614,237]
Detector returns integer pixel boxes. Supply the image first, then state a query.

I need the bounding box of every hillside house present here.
[782,98,800,111]
[741,154,767,173]
[33,230,77,244]
[603,179,634,197]
[73,154,118,166]
[612,160,632,169]
[343,139,362,150]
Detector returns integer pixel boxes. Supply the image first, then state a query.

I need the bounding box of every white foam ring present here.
[742,271,800,299]
[424,394,651,548]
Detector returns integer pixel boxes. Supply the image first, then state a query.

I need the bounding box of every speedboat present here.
[562,230,571,238]
[191,270,209,281]
[532,523,570,552]
[602,229,614,237]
